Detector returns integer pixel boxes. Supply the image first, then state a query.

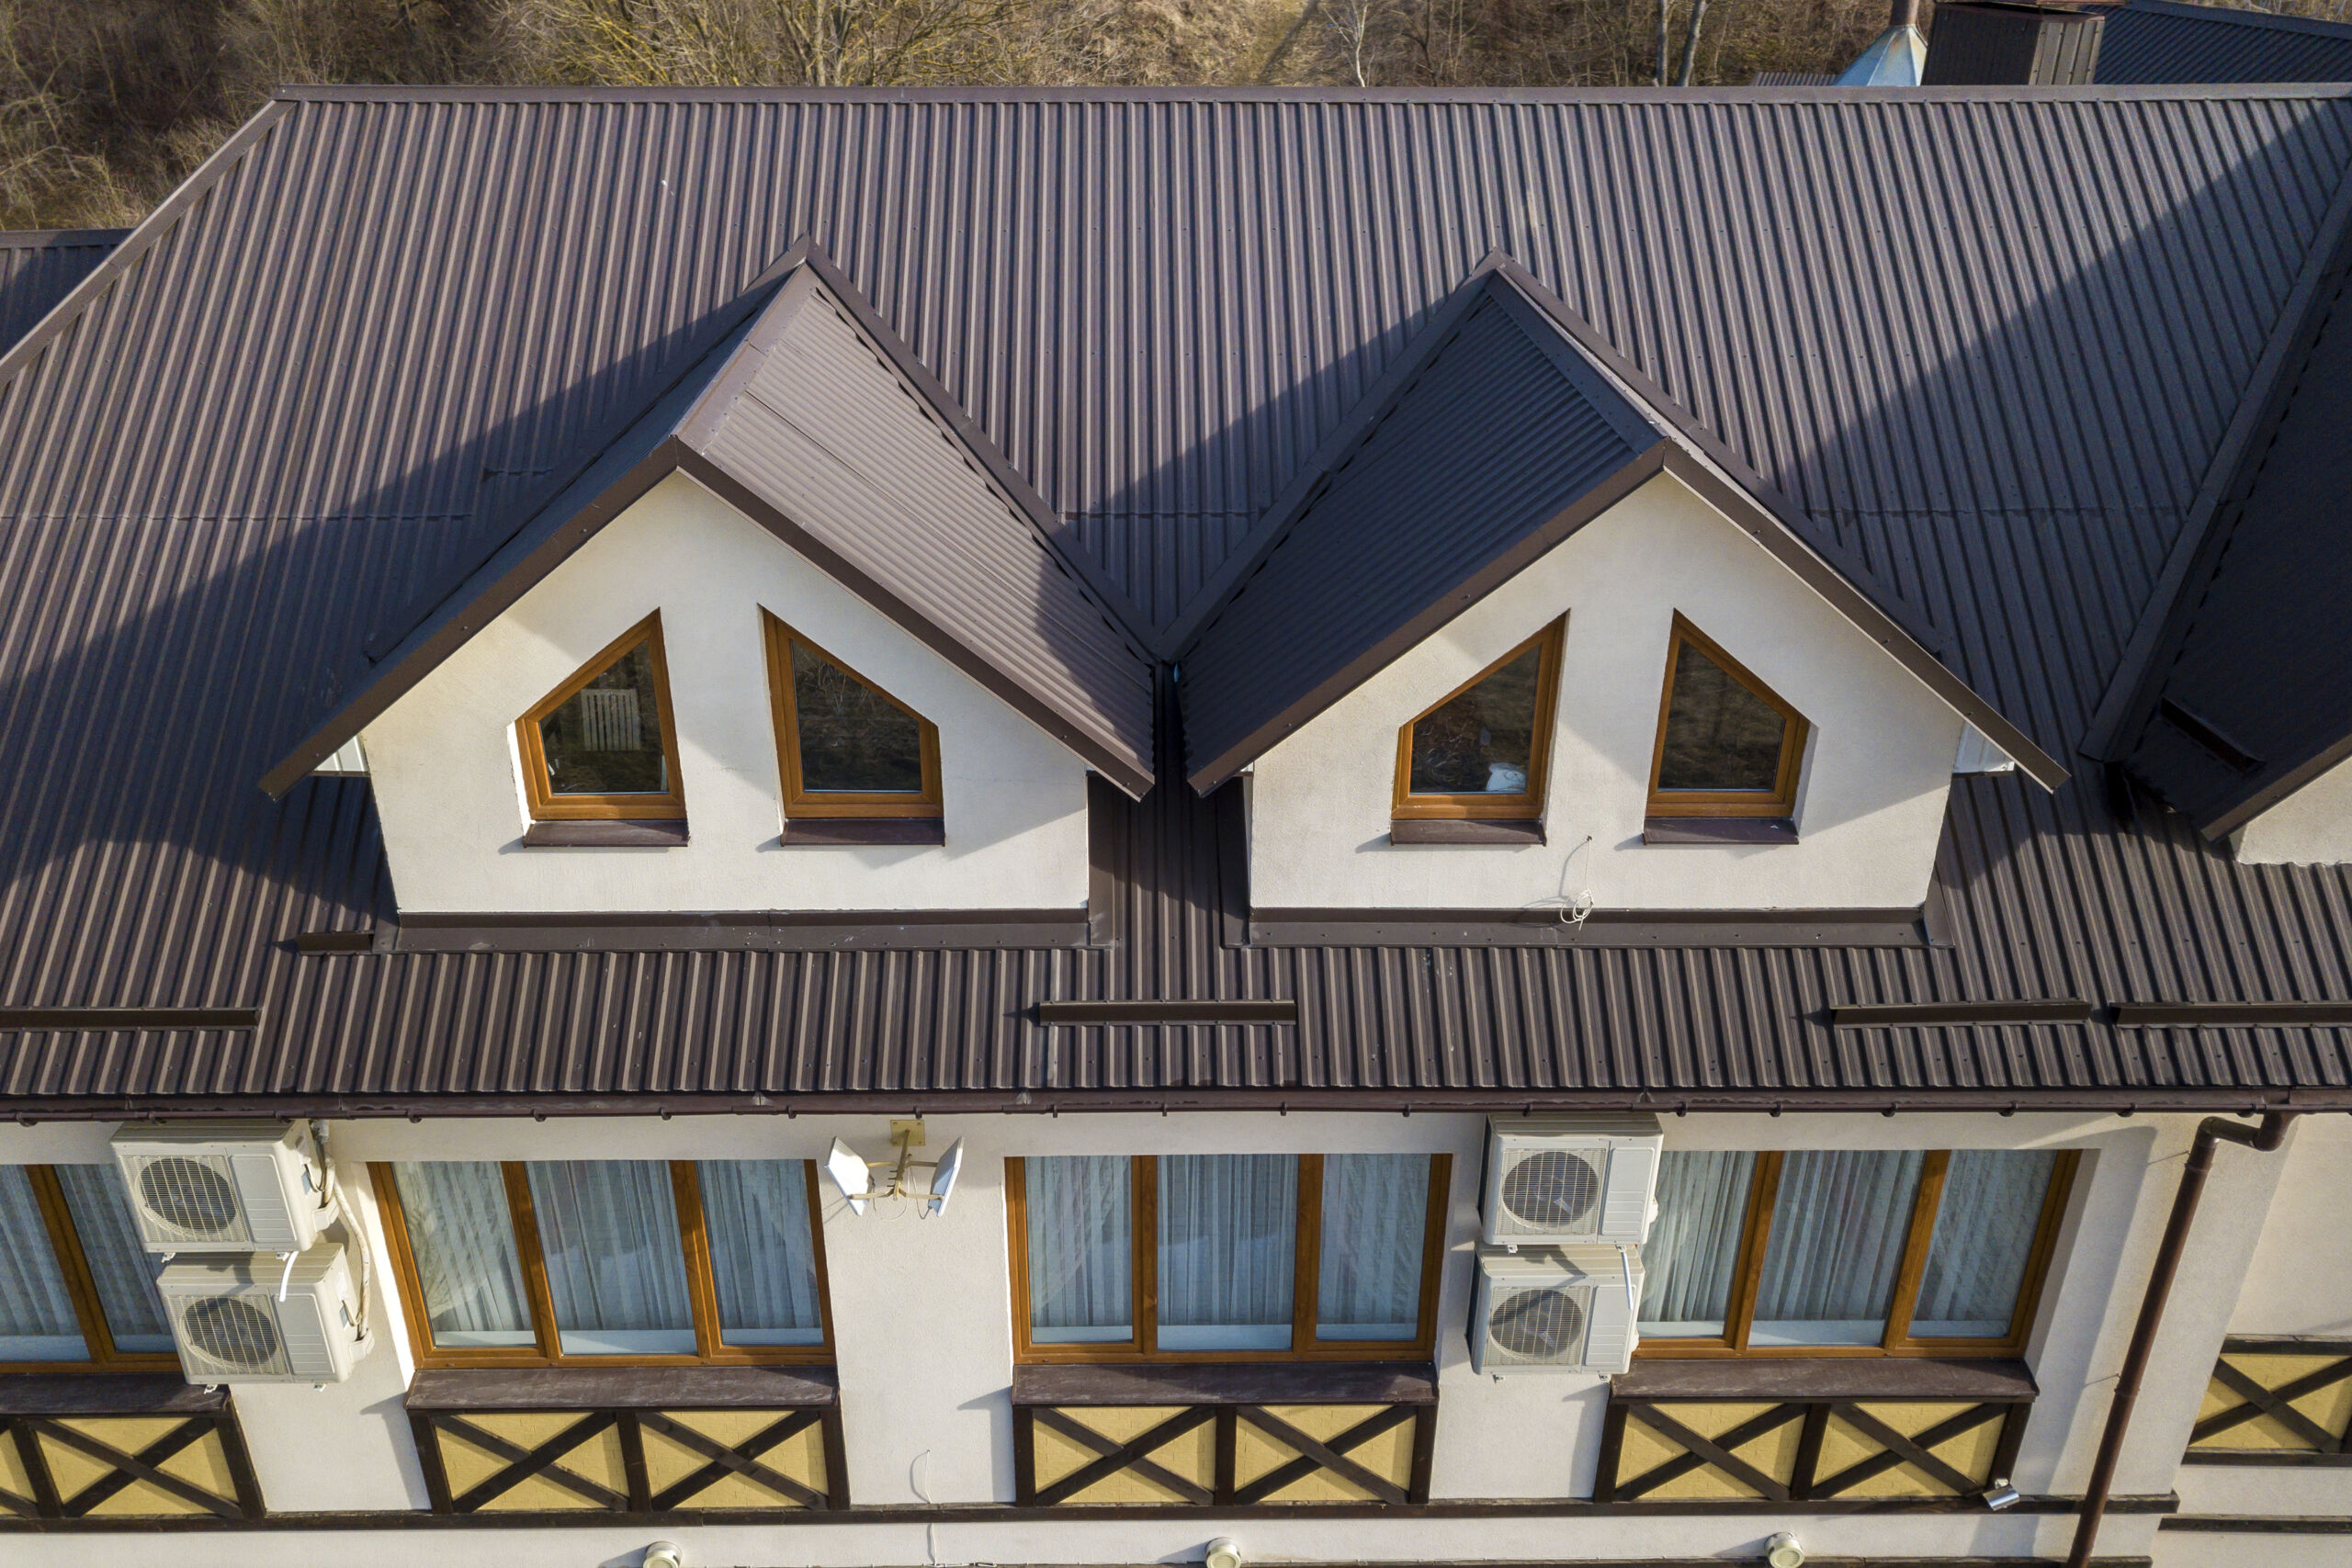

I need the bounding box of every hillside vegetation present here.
[0,0,2341,231]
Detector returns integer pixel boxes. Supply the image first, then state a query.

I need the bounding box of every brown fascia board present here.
[2079,166,2352,769]
[1489,257,2068,792]
[270,83,2352,105]
[2199,728,2352,840]
[1182,443,1672,793]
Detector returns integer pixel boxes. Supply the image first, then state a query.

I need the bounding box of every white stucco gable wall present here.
[362,473,1093,914]
[1244,470,1967,911]
[2233,750,2352,865]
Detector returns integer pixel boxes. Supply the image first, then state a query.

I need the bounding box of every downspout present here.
[2064,1111,2297,1568]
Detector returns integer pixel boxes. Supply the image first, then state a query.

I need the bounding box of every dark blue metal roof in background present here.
[2099,0,2352,85]
[2,88,2352,1108]
[0,231,123,351]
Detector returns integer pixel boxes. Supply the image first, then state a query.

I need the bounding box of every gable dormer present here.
[1176,264,2057,919]
[266,251,1154,920]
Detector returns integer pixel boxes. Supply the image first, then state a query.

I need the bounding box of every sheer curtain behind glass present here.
[0,1167,83,1360]
[1752,1150,1924,1347]
[698,1161,824,1347]
[1159,1155,1296,1350]
[1914,1151,2059,1337]
[526,1162,695,1356]
[1316,1155,1429,1341]
[1025,1156,1132,1343]
[392,1163,535,1348]
[1638,1151,1756,1337]
[55,1166,171,1353]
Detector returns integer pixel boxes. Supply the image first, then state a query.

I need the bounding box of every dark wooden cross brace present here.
[1611,1402,1808,1502]
[639,1409,830,1510]
[1030,1405,1216,1506]
[2194,1358,2352,1452]
[1231,1404,1417,1506]
[26,1415,243,1521]
[1809,1402,1993,1497]
[432,1410,627,1513]
[1617,1402,1796,1502]
[0,1419,52,1518]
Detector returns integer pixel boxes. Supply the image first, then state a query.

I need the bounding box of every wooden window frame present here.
[763,612,944,820]
[1392,620,1566,820]
[1637,1148,2079,1360]
[0,1165,179,1375]
[372,1159,837,1371]
[1005,1153,1451,1365]
[1645,613,1810,820]
[514,611,688,822]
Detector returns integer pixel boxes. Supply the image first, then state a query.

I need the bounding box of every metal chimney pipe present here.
[1891,0,1919,28]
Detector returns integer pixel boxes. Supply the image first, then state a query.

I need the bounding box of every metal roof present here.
[266,254,1158,798]
[0,231,123,350]
[2114,229,2352,833]
[5,87,2352,1111]
[2098,0,2352,85]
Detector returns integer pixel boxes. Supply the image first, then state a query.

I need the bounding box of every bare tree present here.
[1674,0,1704,84]
[1319,0,1381,85]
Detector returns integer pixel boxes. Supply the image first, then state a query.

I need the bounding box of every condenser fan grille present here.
[138,1156,241,1235]
[1489,1286,1586,1360]
[182,1296,284,1372]
[1499,1149,1601,1231]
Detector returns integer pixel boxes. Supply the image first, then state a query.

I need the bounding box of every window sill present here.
[1613,1357,2032,1402]
[1642,816,1796,846]
[521,819,689,848]
[1012,1359,1436,1406]
[780,817,944,847]
[404,1364,838,1412]
[0,1372,231,1416]
[1389,818,1544,846]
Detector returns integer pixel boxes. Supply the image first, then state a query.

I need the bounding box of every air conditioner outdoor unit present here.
[157,1247,366,1384]
[1480,1111,1662,1247]
[111,1120,334,1254]
[1470,1244,1643,1375]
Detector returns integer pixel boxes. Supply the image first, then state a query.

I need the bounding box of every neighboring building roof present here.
[266,252,1158,800]
[4,87,2352,1111]
[0,230,124,348]
[1176,265,2062,793]
[2101,222,2352,835]
[1751,72,1839,85]
[2098,0,2352,83]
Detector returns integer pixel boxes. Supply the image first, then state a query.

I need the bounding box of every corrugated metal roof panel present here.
[0,89,2348,1109]
[2099,0,2352,85]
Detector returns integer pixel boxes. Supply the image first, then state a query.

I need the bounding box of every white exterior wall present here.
[2235,751,2352,865]
[361,473,1093,914]
[1246,472,1967,912]
[2,1107,2321,1565]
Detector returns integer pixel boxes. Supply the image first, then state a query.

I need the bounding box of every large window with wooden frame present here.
[514,612,687,822]
[374,1160,832,1368]
[1392,620,1564,821]
[1636,1149,2076,1358]
[1006,1154,1449,1363]
[1646,615,1808,821]
[0,1164,175,1371]
[763,612,942,821]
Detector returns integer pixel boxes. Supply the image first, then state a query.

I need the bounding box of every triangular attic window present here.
[515,613,686,821]
[763,613,942,818]
[1647,615,1808,818]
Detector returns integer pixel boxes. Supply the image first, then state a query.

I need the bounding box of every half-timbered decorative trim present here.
[0,1377,260,1521]
[1592,1359,2031,1504]
[1011,1361,1435,1506]
[2186,1337,2352,1465]
[403,1367,847,1515]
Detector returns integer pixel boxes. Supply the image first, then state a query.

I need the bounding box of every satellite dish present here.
[926,1139,964,1216]
[823,1138,872,1214]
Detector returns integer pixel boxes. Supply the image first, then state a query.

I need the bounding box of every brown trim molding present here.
[0,1009,259,1031]
[390,908,1087,953]
[1389,818,1545,845]
[0,1494,2185,1532]
[1833,1001,2098,1027]
[778,818,944,846]
[1643,817,1796,846]
[520,821,688,848]
[1248,905,1935,948]
[1035,1000,1298,1025]
[2115,1001,2352,1026]
[2162,1513,2352,1530]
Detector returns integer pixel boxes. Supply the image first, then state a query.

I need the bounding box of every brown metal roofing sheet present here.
[2,91,2352,1108]
[2099,0,2352,85]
